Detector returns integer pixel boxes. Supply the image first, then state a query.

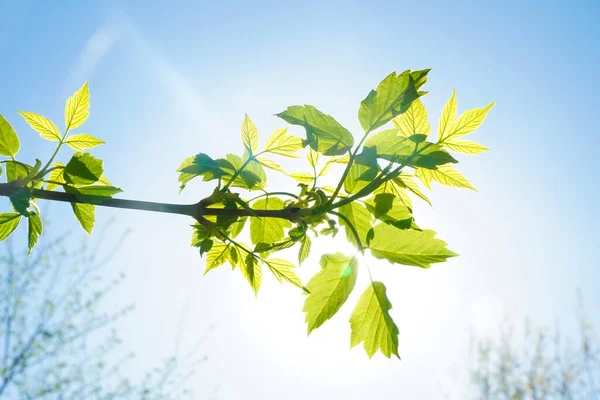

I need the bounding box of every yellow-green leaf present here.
[289,172,314,184]
[266,258,305,291]
[368,223,458,268]
[17,111,61,141]
[46,162,65,191]
[249,197,291,245]
[440,102,494,142]
[350,281,400,359]
[0,115,20,157]
[241,114,259,154]
[302,253,358,333]
[65,81,90,131]
[307,148,320,170]
[263,128,303,158]
[395,173,432,206]
[437,90,457,142]
[0,213,21,241]
[71,203,95,234]
[444,139,489,155]
[416,164,476,191]
[240,254,262,295]
[256,157,286,174]
[374,179,412,210]
[204,241,231,275]
[392,99,430,138]
[337,202,373,249]
[28,213,42,253]
[64,134,105,150]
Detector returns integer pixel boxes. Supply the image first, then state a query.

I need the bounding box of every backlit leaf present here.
[263,128,303,158]
[64,152,103,185]
[392,98,430,138]
[17,111,61,141]
[266,258,305,290]
[350,281,399,359]
[439,101,494,142]
[46,162,65,191]
[241,254,262,295]
[71,203,95,234]
[395,173,431,206]
[299,235,311,264]
[289,172,314,184]
[65,81,90,131]
[177,153,222,189]
[437,90,457,142]
[444,139,489,155]
[64,133,105,150]
[204,241,231,274]
[27,213,42,253]
[249,197,291,244]
[302,253,358,333]
[256,157,286,174]
[338,202,373,249]
[415,164,476,191]
[0,213,21,241]
[241,114,259,154]
[368,223,457,268]
[276,105,354,156]
[0,115,20,157]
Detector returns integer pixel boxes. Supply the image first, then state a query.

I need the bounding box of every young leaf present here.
[63,152,103,185]
[289,172,314,184]
[0,115,20,157]
[204,241,231,274]
[276,105,354,156]
[374,179,413,210]
[443,139,489,155]
[307,148,320,171]
[394,173,431,206]
[437,90,457,142]
[263,128,303,158]
[177,153,222,189]
[17,111,61,141]
[241,114,259,154]
[299,235,311,264]
[64,133,105,150]
[65,185,123,198]
[415,164,476,191]
[365,194,413,230]
[46,162,66,191]
[249,197,291,244]
[5,161,29,182]
[392,98,430,138]
[71,203,95,234]
[368,223,458,268]
[350,281,400,359]
[266,258,305,290]
[256,157,286,174]
[358,70,423,133]
[0,213,21,241]
[302,253,358,333]
[439,101,494,142]
[337,202,373,249]
[27,213,42,253]
[65,81,90,131]
[241,254,262,295]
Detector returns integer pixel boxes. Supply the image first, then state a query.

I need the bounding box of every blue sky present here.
[1,0,599,398]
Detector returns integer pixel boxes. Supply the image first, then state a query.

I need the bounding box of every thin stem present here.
[248,191,300,202]
[328,130,371,205]
[39,129,69,177]
[328,210,364,252]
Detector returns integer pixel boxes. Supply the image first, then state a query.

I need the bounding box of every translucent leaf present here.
[65,185,123,198]
[368,223,458,268]
[392,99,430,138]
[0,115,20,157]
[5,161,29,182]
[276,105,354,156]
[299,235,311,264]
[63,152,103,185]
[177,153,222,189]
[415,164,476,191]
[374,179,412,210]
[350,281,400,359]
[444,139,489,155]
[338,202,373,249]
[0,213,21,241]
[204,241,231,274]
[307,148,320,171]
[65,81,90,131]
[249,197,291,245]
[358,70,424,133]
[266,258,304,290]
[46,162,65,191]
[28,213,42,253]
[71,203,95,234]
[256,157,286,174]
[289,172,314,184]
[395,173,431,206]
[17,111,61,141]
[241,254,262,295]
[302,253,358,333]
[437,90,457,142]
[241,114,259,154]
[439,100,494,142]
[365,194,413,230]
[262,128,303,158]
[64,134,105,150]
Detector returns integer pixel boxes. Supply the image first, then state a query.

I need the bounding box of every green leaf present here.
[204,241,231,274]
[0,115,20,157]
[344,148,378,194]
[365,194,413,230]
[394,173,431,206]
[241,114,259,154]
[46,162,65,191]
[276,105,354,156]
[439,100,494,142]
[289,172,314,184]
[221,154,265,190]
[17,111,61,141]
[266,258,305,291]
[358,70,423,133]
[337,202,373,249]
[71,203,95,234]
[256,157,286,174]
[263,128,303,158]
[307,148,320,171]
[63,152,103,185]
[249,197,291,244]
[0,213,21,241]
[374,179,413,210]
[241,254,262,295]
[10,187,30,216]
[64,134,105,150]
[437,90,457,142]
[415,164,476,191]
[229,216,247,239]
[444,139,489,155]
[177,153,222,189]
[302,253,358,333]
[368,223,457,268]
[350,281,400,359]
[299,235,311,264]
[5,161,29,182]
[28,213,42,253]
[392,98,430,138]
[65,185,123,198]
[65,81,90,131]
